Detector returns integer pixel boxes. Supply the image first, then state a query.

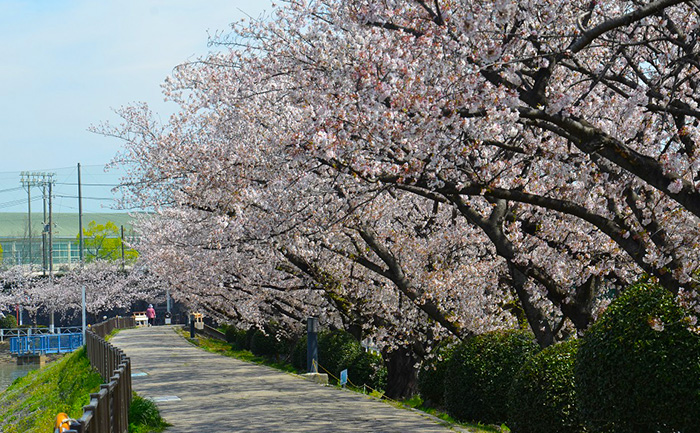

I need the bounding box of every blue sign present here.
[340,369,348,386]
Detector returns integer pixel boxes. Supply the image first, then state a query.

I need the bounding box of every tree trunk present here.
[508,262,555,348]
[347,323,363,342]
[383,346,419,400]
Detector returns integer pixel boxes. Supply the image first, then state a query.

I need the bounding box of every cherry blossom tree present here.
[103,0,700,395]
[116,138,515,396]
[185,0,699,332]
[0,261,162,325]
[47,261,163,319]
[106,92,519,396]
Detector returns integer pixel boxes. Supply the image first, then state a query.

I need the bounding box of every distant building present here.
[0,212,138,268]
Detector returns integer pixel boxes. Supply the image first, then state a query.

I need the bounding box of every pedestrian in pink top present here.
[146,304,156,327]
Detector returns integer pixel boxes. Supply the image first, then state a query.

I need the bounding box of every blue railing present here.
[0,326,83,342]
[10,333,83,355]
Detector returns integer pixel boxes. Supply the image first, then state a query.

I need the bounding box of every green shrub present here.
[249,330,280,358]
[292,334,308,371]
[507,339,582,433]
[292,330,386,389]
[346,349,386,390]
[242,327,256,350]
[365,351,388,390]
[224,326,247,350]
[417,341,456,407]
[444,329,540,424]
[318,330,361,378]
[0,314,17,329]
[576,282,700,433]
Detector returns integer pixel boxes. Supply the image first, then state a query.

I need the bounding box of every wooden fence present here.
[67,316,135,433]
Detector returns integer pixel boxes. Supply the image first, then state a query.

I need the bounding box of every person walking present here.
[146,304,156,326]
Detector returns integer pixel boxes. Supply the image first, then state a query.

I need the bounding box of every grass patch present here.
[178,328,500,432]
[177,328,297,373]
[0,346,169,433]
[129,393,170,433]
[401,396,508,433]
[104,328,121,341]
[0,347,102,433]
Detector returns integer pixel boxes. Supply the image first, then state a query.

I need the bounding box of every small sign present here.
[340,369,348,386]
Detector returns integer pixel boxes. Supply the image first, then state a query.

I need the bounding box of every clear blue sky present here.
[0,0,273,212]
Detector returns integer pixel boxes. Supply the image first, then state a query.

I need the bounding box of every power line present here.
[0,165,80,174]
[0,187,23,194]
[54,194,116,201]
[54,182,119,187]
[0,196,42,209]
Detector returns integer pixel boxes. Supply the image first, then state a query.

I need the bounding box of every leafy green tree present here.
[79,220,138,263]
[0,314,17,329]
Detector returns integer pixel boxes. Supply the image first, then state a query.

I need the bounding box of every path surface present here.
[111,326,463,433]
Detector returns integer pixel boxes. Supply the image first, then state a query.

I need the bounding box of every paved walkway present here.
[111,326,463,433]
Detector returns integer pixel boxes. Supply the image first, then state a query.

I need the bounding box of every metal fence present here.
[190,322,226,341]
[10,333,83,355]
[67,316,135,433]
[0,326,83,341]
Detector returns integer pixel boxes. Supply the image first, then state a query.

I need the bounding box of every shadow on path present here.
[111,326,462,433]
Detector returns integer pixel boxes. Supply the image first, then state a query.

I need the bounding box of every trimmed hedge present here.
[250,330,280,357]
[444,329,540,424]
[292,334,308,370]
[292,330,386,389]
[575,282,700,433]
[223,324,292,358]
[417,341,456,407]
[224,326,248,350]
[507,339,582,433]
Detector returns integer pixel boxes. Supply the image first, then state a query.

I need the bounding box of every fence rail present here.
[67,316,135,433]
[10,333,83,355]
[0,326,83,341]
[190,322,227,341]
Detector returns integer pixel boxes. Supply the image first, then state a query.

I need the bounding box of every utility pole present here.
[27,183,31,267]
[20,172,36,268]
[20,172,54,331]
[120,225,125,271]
[19,172,49,270]
[47,174,55,333]
[42,179,47,276]
[39,174,55,275]
[48,178,53,277]
[78,163,84,264]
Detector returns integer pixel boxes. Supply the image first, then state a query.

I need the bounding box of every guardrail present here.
[0,326,83,341]
[66,316,135,433]
[189,322,227,341]
[10,333,83,355]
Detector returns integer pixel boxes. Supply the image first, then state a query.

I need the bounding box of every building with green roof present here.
[0,212,138,267]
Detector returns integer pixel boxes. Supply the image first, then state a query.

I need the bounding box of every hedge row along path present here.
[111,326,465,433]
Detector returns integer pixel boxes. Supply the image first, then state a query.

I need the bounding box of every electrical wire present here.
[54,194,117,201]
[0,196,42,209]
[54,182,120,187]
